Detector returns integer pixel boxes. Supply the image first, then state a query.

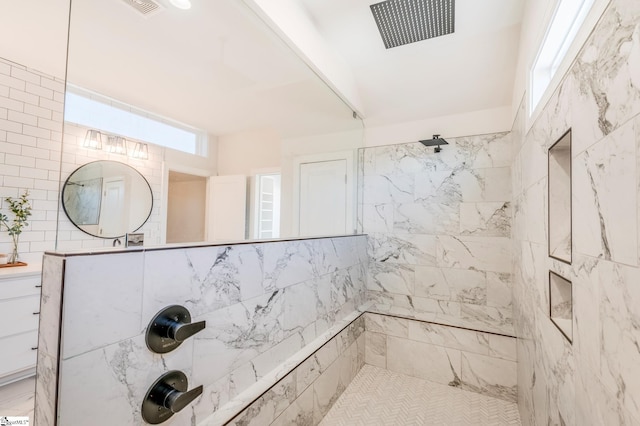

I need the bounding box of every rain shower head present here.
[419,134,449,152]
[370,0,455,49]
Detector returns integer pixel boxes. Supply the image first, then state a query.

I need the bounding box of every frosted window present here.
[530,0,594,113]
[64,90,206,156]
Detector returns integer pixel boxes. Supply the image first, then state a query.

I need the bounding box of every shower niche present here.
[548,130,572,263]
[549,271,572,342]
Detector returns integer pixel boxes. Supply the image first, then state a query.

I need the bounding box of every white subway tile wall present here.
[0,58,65,261]
[56,122,164,250]
[0,57,167,257]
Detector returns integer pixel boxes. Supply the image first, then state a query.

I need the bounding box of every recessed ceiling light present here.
[169,0,191,10]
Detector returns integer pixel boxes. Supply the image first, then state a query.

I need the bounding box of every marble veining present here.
[36,235,368,426]
[205,314,366,426]
[364,313,517,402]
[34,256,64,426]
[574,120,637,266]
[513,0,640,424]
[359,134,514,335]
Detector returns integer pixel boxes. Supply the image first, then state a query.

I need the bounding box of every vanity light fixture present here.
[419,134,449,153]
[82,130,103,150]
[131,142,149,160]
[169,0,191,9]
[106,135,128,155]
[82,129,148,160]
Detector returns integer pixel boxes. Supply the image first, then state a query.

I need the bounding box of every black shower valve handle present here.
[146,305,206,354]
[156,381,203,413]
[165,317,206,342]
[142,370,203,424]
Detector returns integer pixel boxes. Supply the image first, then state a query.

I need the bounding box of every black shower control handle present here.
[156,381,203,413]
[146,305,206,354]
[164,318,206,342]
[142,370,202,424]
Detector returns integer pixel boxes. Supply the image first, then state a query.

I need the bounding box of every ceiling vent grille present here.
[121,0,163,17]
[370,0,455,49]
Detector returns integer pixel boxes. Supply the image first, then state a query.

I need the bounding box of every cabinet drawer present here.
[0,295,41,337]
[0,275,41,299]
[0,330,38,378]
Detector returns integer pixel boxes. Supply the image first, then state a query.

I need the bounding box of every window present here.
[254,173,281,239]
[530,0,595,113]
[64,87,207,156]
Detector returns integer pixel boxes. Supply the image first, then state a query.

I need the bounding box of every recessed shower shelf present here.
[548,129,572,264]
[549,271,572,343]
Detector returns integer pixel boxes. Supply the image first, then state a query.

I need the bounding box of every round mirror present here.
[62,160,153,238]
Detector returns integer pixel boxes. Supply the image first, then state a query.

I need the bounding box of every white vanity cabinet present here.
[0,265,42,385]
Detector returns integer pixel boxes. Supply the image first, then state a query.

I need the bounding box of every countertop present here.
[0,262,42,279]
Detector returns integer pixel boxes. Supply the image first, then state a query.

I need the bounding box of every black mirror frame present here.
[61,160,153,239]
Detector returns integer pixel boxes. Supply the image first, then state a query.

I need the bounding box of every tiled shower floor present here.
[319,365,521,426]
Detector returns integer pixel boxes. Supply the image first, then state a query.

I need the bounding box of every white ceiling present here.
[65,0,361,139]
[297,0,526,127]
[38,0,526,140]
[0,0,69,79]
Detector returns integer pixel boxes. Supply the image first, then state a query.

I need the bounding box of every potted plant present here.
[0,190,32,264]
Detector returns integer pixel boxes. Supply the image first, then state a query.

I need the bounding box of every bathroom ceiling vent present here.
[370,0,455,49]
[121,0,164,17]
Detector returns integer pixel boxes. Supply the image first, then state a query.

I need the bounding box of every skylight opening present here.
[530,0,595,114]
[64,87,207,156]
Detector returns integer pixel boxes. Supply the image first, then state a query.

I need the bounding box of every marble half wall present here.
[358,132,514,335]
[512,0,640,424]
[34,235,368,426]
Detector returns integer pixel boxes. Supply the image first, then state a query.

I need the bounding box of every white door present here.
[99,177,126,236]
[207,175,247,241]
[299,160,347,236]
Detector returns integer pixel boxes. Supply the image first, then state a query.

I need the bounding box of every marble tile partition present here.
[512,0,640,424]
[34,235,368,426]
[363,313,517,402]
[358,133,514,335]
[33,255,64,426]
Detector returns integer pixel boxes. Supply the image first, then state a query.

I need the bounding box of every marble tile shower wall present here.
[39,235,367,426]
[511,0,640,424]
[364,313,517,402]
[358,133,513,335]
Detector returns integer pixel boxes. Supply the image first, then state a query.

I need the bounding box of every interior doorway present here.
[166,171,207,244]
[207,175,247,241]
